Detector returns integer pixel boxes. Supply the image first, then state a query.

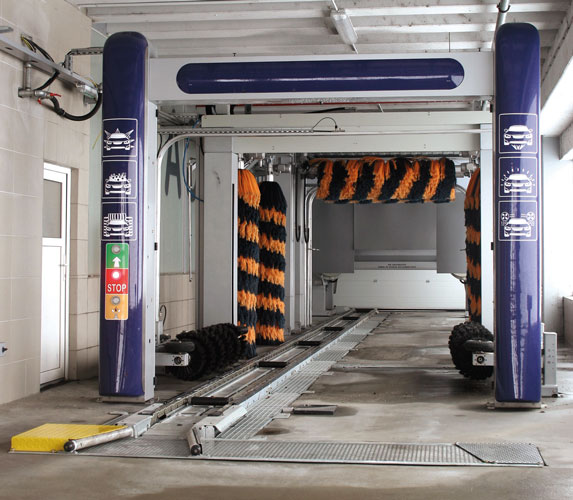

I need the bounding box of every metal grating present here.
[457,442,544,465]
[218,393,299,440]
[217,324,375,440]
[200,440,484,465]
[84,437,191,458]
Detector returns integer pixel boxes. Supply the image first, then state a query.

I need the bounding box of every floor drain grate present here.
[198,440,544,466]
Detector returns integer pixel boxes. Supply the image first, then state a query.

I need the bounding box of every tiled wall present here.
[159,273,197,339]
[0,0,92,404]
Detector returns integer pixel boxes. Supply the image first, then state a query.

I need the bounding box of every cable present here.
[35,72,60,91]
[39,89,102,122]
[159,304,167,326]
[21,36,60,91]
[181,137,203,202]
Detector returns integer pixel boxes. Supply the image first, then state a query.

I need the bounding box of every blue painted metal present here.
[176,58,464,95]
[494,23,541,403]
[100,32,147,397]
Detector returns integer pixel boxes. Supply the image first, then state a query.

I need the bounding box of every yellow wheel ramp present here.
[11,424,126,453]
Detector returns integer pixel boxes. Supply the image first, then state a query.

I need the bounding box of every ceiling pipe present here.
[495,0,511,34]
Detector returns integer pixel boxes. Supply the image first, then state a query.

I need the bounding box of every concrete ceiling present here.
[66,0,569,60]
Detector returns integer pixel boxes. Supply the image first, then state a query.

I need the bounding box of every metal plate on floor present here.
[201,440,481,465]
[83,436,191,458]
[200,440,544,466]
[457,442,544,465]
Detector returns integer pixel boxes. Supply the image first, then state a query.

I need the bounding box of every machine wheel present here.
[448,322,494,380]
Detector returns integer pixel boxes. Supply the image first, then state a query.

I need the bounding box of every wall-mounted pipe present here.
[156,134,199,342]
[304,186,318,326]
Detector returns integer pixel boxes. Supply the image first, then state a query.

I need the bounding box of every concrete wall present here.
[542,137,573,335]
[0,0,93,404]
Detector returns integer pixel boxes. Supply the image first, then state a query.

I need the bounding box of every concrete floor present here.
[1,310,573,500]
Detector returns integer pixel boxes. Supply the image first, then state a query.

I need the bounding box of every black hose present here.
[41,90,102,121]
[35,71,60,91]
[21,37,60,91]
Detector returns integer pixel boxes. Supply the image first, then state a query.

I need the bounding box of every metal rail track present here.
[147,309,368,424]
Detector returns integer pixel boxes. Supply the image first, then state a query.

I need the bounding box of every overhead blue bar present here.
[494,23,542,404]
[176,58,464,94]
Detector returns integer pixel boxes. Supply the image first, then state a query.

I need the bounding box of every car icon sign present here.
[504,173,532,194]
[104,129,135,152]
[104,173,132,195]
[504,217,532,238]
[503,125,533,150]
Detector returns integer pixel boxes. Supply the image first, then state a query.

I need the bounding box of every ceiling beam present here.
[346,2,569,17]
[86,1,569,24]
[539,0,573,136]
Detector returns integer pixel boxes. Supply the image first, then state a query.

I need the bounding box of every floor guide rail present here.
[77,310,546,467]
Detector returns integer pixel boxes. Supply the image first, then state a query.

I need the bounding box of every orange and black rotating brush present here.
[256,181,287,345]
[464,168,481,323]
[237,169,260,358]
[314,157,456,204]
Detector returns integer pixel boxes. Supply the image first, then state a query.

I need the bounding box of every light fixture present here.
[330,9,358,46]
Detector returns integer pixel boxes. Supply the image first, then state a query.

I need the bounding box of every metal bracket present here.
[155,352,190,367]
[472,352,494,367]
[0,32,98,98]
[64,47,103,72]
[542,331,558,397]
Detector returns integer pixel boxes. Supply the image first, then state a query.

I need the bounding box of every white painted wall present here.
[334,270,465,310]
[542,136,573,336]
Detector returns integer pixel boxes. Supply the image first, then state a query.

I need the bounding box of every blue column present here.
[99,32,148,397]
[494,23,541,403]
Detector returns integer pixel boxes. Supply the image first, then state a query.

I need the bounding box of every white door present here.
[41,165,71,385]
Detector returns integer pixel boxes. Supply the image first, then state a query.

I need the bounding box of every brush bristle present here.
[256,181,287,345]
[237,169,260,358]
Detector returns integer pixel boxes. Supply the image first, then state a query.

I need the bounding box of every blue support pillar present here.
[99,32,148,398]
[494,23,542,403]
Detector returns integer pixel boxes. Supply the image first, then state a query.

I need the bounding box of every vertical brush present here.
[465,168,481,322]
[256,181,287,345]
[237,169,260,358]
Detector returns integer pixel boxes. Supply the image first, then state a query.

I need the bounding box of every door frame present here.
[41,163,71,384]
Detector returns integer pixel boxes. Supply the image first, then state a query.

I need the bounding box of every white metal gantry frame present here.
[145,51,495,401]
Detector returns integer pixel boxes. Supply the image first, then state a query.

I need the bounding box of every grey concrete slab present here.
[1,311,573,499]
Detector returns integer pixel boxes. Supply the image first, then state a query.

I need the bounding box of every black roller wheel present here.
[449,322,494,380]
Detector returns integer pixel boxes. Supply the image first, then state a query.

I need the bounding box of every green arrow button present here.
[106,243,129,269]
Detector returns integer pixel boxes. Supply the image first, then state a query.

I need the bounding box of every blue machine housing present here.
[494,23,542,403]
[176,58,464,94]
[99,32,147,397]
